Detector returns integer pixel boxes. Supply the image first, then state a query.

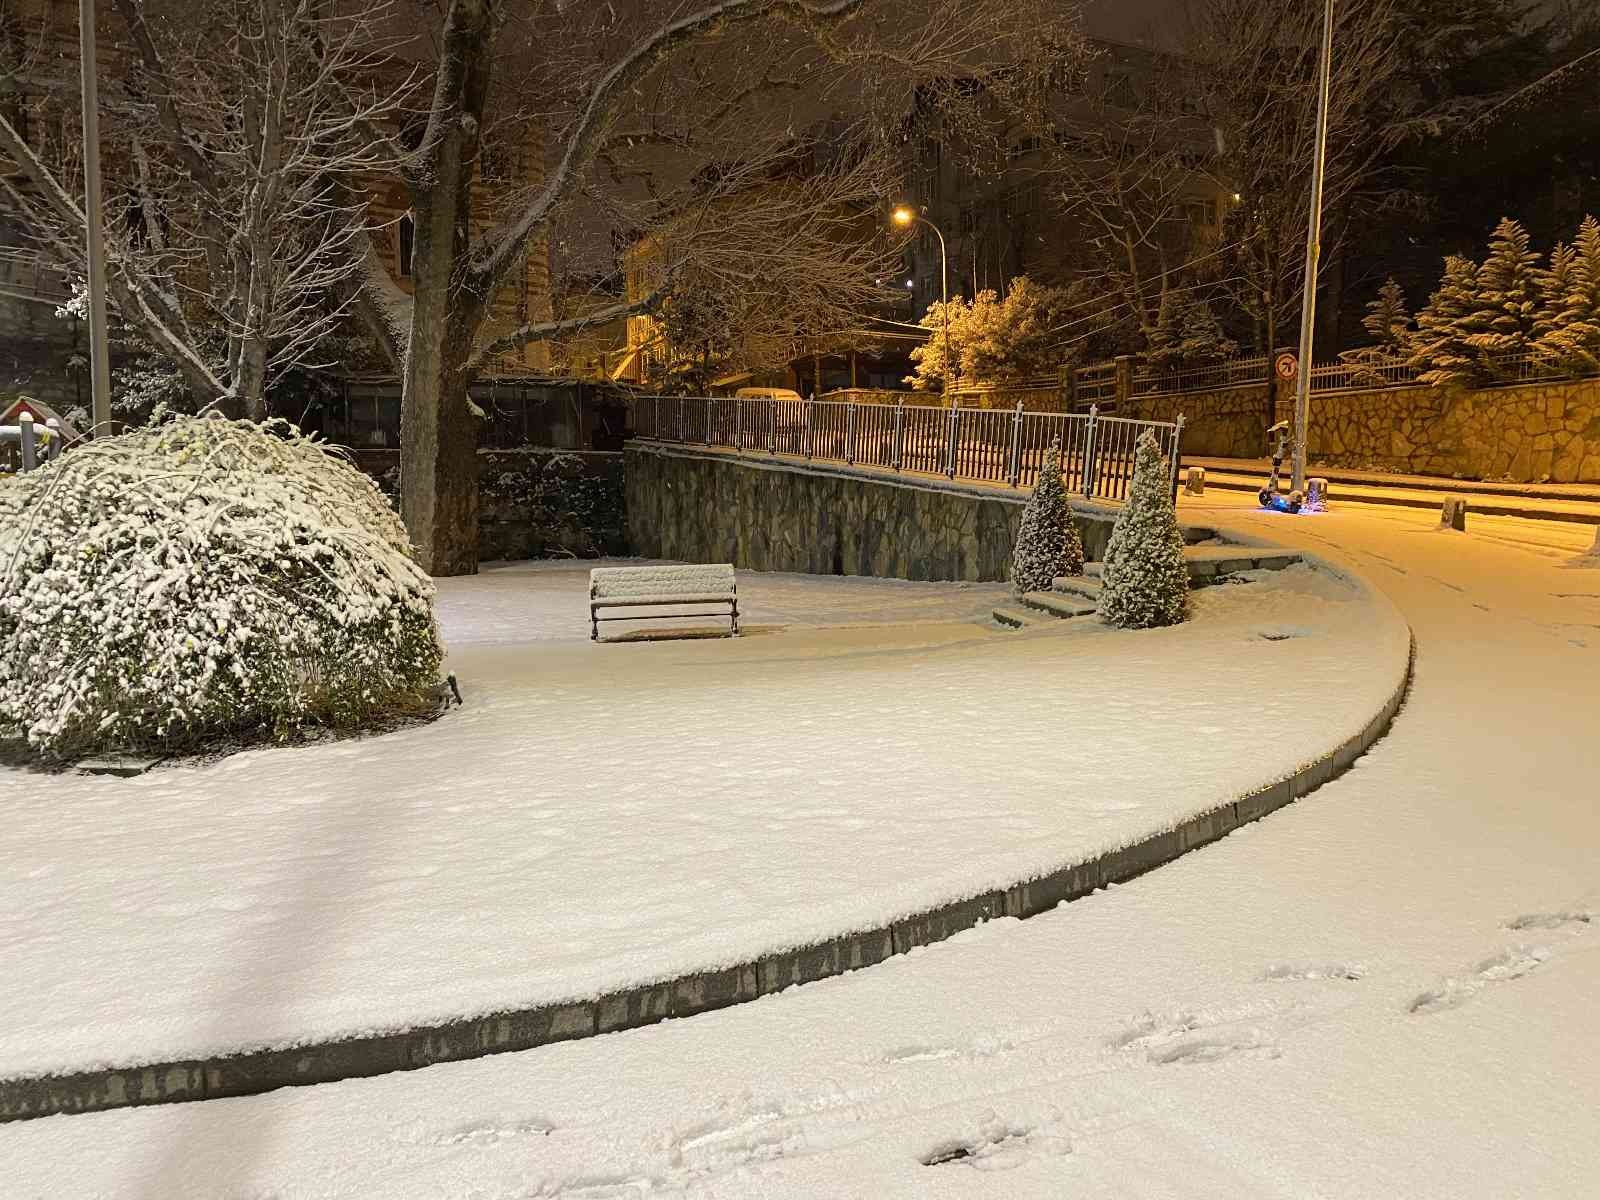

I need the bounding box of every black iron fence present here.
[629,395,1184,503]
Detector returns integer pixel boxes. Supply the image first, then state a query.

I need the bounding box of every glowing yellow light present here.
[891,206,916,226]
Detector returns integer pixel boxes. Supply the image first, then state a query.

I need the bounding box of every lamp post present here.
[79,0,112,436]
[892,205,956,393]
[1291,0,1336,493]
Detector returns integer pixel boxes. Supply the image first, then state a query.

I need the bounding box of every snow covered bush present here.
[1097,430,1189,630]
[0,416,442,760]
[1010,438,1083,593]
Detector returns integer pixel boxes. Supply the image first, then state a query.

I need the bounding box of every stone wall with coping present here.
[626,443,1120,581]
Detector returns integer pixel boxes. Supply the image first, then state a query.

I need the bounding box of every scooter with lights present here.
[1258,421,1304,514]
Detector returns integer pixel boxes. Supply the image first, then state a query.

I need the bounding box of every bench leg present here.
[591,610,599,641]
[731,599,739,637]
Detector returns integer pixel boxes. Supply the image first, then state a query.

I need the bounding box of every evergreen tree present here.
[1146,294,1235,369]
[1097,431,1189,629]
[1409,255,1485,386]
[1534,215,1600,375]
[1362,277,1411,349]
[1464,217,1542,373]
[1010,438,1083,593]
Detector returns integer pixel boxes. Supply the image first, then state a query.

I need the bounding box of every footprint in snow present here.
[1409,945,1551,1015]
[392,1116,554,1147]
[922,1114,1071,1171]
[1112,1010,1281,1065]
[1505,910,1592,931]
[1262,962,1366,982]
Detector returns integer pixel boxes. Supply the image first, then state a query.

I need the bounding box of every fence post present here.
[734,399,742,453]
[678,396,686,443]
[705,398,714,445]
[1113,355,1136,411]
[1007,400,1024,487]
[768,401,776,454]
[1083,404,1099,498]
[893,400,905,471]
[1170,414,1186,501]
[45,417,62,461]
[945,403,960,479]
[845,401,857,465]
[803,398,814,459]
[1061,363,1077,411]
[653,395,662,440]
[18,411,36,472]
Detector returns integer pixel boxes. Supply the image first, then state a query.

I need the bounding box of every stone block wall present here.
[627,443,1119,582]
[1307,380,1600,482]
[354,448,626,562]
[1126,383,1273,459]
[1126,373,1600,482]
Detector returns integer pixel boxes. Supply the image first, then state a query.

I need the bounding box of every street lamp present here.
[892,205,956,392]
[1291,0,1336,493]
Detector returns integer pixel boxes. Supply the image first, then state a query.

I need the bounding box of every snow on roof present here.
[1,395,80,442]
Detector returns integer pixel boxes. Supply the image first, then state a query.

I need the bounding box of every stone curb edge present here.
[0,602,1416,1125]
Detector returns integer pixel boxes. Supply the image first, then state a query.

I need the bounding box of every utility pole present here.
[79,0,113,436]
[1291,0,1335,492]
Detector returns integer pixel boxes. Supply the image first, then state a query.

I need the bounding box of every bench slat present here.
[590,594,737,608]
[590,564,736,600]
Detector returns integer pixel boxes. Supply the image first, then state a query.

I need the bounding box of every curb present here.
[0,592,1416,1125]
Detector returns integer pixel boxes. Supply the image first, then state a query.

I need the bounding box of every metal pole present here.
[1007,400,1024,487]
[945,403,959,479]
[1083,404,1100,498]
[1292,0,1336,493]
[19,412,37,472]
[845,401,856,465]
[79,0,113,436]
[892,400,904,471]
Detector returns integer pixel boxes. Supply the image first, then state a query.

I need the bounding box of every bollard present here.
[18,411,36,472]
[1440,496,1468,532]
[1305,477,1329,512]
[1184,465,1206,496]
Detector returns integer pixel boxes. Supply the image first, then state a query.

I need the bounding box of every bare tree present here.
[362,0,1087,575]
[1032,62,1216,349]
[0,0,414,421]
[1180,0,1404,362]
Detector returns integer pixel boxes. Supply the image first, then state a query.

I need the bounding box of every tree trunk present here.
[398,0,495,577]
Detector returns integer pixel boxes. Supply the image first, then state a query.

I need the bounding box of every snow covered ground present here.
[0,559,1401,1082]
[2,494,1593,1199]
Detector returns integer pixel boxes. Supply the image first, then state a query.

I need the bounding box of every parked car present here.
[733,387,803,401]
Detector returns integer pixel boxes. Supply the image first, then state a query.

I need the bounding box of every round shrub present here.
[0,416,442,760]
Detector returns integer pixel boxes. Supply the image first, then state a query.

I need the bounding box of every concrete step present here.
[1019,591,1098,619]
[1052,574,1103,601]
[1083,544,1304,587]
[992,605,1044,629]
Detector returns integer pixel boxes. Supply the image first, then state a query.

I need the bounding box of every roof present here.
[1,396,80,442]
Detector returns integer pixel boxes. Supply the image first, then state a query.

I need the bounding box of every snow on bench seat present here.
[589,564,738,640]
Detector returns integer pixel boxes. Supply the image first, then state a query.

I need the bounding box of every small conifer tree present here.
[1362,277,1411,350]
[1534,216,1600,375]
[1097,430,1189,629]
[1010,438,1083,593]
[1464,217,1541,373]
[1409,256,1484,386]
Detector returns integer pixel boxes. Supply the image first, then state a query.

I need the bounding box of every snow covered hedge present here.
[0,416,442,760]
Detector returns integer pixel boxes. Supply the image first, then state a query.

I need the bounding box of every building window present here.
[397,211,415,278]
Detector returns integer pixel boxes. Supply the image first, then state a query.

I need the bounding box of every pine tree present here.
[1464,217,1541,373]
[1362,277,1411,349]
[1409,255,1485,386]
[1010,438,1083,593]
[1534,216,1600,375]
[1096,431,1189,629]
[1146,294,1234,368]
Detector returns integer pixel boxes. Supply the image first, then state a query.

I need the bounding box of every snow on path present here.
[2,496,1592,1199]
[0,562,1399,1081]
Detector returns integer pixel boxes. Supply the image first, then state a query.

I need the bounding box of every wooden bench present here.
[589,564,739,641]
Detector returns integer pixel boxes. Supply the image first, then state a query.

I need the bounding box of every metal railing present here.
[1131,355,1268,397]
[630,395,1184,503]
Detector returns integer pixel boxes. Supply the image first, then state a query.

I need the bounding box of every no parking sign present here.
[1274,352,1298,380]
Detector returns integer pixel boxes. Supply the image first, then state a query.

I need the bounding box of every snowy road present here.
[3,498,1598,1198]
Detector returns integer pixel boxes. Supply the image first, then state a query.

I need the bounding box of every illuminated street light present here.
[891,205,955,391]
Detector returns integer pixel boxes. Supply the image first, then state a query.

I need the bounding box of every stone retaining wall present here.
[1126,384,1271,459]
[625,443,1119,581]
